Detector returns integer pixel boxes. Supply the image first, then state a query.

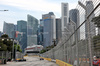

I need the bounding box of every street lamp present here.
[0,10,9,11]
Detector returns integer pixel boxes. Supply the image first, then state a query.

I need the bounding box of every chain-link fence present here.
[42,0,100,66]
[0,51,12,64]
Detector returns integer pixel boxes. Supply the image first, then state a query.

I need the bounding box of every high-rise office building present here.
[61,3,69,34]
[27,14,38,46]
[56,18,62,44]
[85,1,96,38]
[3,21,15,38]
[42,12,56,47]
[69,9,80,40]
[78,1,96,38]
[17,20,27,52]
[37,19,44,45]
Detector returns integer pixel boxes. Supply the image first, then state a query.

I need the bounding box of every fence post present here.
[75,26,79,66]
[2,52,3,64]
[87,18,93,66]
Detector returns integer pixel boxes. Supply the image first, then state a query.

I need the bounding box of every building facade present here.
[3,21,15,38]
[37,19,44,45]
[69,9,80,40]
[27,14,38,46]
[17,20,27,52]
[56,18,62,44]
[85,1,96,38]
[42,12,56,47]
[61,3,69,35]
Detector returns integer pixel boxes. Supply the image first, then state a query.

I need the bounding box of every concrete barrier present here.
[40,57,51,61]
[56,59,73,66]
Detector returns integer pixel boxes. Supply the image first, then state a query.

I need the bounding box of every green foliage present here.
[14,44,22,52]
[40,49,46,54]
[0,43,7,51]
[17,45,20,51]
[0,34,21,52]
[0,56,6,59]
[1,34,9,38]
[40,44,55,54]
[0,39,7,51]
[0,34,13,51]
[2,39,13,51]
[19,49,22,52]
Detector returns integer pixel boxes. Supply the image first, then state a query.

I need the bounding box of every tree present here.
[2,39,13,51]
[14,44,22,52]
[1,34,13,51]
[1,34,9,38]
[0,40,7,51]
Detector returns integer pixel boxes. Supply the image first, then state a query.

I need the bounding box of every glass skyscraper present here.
[37,19,44,45]
[69,9,80,40]
[3,21,15,38]
[56,18,62,44]
[42,12,56,47]
[17,20,27,52]
[27,14,38,46]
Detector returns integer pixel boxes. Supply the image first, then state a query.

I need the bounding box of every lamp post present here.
[0,10,9,11]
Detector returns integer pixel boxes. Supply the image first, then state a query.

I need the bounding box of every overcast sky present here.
[0,0,78,32]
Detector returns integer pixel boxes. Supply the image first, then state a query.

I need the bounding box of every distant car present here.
[7,58,11,61]
[16,58,26,62]
[40,58,44,60]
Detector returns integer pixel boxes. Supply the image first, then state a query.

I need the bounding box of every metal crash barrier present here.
[56,59,72,66]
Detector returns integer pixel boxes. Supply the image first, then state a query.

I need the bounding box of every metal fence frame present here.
[42,1,100,66]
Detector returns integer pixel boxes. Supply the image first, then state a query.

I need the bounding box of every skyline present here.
[0,0,78,32]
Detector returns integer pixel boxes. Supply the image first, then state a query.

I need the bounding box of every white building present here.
[61,3,69,35]
[25,45,43,55]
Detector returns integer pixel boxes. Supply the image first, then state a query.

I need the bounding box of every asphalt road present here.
[2,56,58,66]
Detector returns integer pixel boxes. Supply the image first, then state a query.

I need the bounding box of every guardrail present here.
[40,57,51,61]
[56,59,72,66]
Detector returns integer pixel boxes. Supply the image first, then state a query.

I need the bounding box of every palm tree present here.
[92,15,100,34]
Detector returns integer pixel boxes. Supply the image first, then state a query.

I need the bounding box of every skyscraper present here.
[85,1,95,38]
[17,20,27,52]
[3,21,15,38]
[42,12,56,47]
[37,19,44,45]
[27,14,38,46]
[69,9,80,40]
[61,3,69,34]
[78,1,96,38]
[56,18,62,44]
